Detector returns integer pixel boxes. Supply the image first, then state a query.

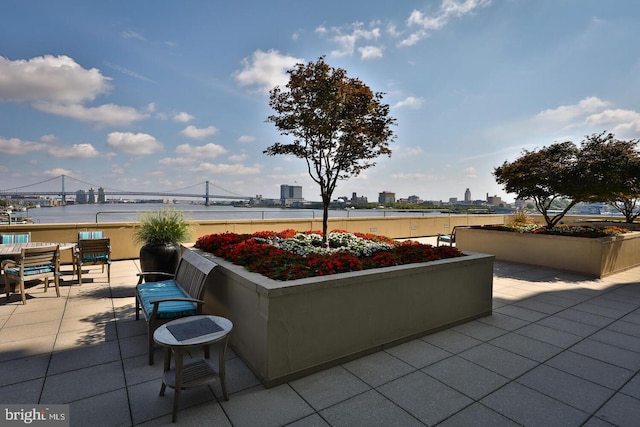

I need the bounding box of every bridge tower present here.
[205,181,210,206]
[61,174,66,204]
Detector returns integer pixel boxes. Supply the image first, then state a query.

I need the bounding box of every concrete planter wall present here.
[456,227,640,277]
[193,249,494,387]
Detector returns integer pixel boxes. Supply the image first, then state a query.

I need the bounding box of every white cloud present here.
[49,143,99,158]
[34,102,149,126]
[180,125,218,139]
[359,46,383,60]
[394,96,424,109]
[535,96,610,124]
[158,157,192,166]
[396,146,424,158]
[328,22,381,57]
[121,30,146,41]
[40,134,57,142]
[586,108,640,126]
[586,109,640,139]
[400,0,491,46]
[174,112,194,122]
[234,49,303,93]
[0,55,111,103]
[195,162,262,175]
[103,61,154,83]
[175,143,227,158]
[43,167,72,177]
[391,172,433,180]
[238,135,256,143]
[229,153,248,162]
[0,137,47,154]
[106,132,162,155]
[0,55,149,126]
[464,166,478,179]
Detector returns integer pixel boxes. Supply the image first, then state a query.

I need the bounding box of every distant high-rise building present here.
[88,188,96,204]
[464,188,471,203]
[76,189,87,204]
[378,191,395,204]
[280,184,303,206]
[486,194,504,206]
[98,187,106,203]
[350,192,368,203]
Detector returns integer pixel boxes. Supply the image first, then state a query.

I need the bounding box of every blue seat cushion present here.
[137,280,197,319]
[2,234,30,244]
[81,254,109,263]
[78,231,103,239]
[6,265,55,276]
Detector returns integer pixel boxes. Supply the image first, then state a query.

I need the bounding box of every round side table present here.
[153,315,233,423]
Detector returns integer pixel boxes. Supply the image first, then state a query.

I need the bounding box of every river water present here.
[22,203,445,224]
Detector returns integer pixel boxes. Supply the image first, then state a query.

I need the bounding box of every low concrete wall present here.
[456,227,640,277]
[197,249,494,387]
[0,214,510,262]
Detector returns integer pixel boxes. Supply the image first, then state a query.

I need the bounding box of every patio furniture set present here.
[1,231,231,422]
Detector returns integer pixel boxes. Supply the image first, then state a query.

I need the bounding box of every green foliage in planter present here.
[133,208,191,245]
[472,223,627,238]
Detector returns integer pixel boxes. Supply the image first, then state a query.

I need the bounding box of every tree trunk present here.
[322,194,330,247]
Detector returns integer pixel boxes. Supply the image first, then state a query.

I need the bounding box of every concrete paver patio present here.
[1,246,640,426]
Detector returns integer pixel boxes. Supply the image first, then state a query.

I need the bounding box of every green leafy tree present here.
[494,141,582,228]
[265,57,397,245]
[578,132,640,222]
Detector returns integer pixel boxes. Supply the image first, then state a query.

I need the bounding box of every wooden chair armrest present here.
[2,259,17,272]
[136,271,175,284]
[148,297,206,319]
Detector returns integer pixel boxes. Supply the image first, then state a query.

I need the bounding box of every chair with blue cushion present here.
[77,231,103,240]
[75,237,111,285]
[437,226,459,246]
[135,249,217,364]
[0,232,31,244]
[3,245,60,304]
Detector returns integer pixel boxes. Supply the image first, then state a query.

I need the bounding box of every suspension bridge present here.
[0,175,252,206]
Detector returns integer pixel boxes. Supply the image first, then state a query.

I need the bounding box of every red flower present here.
[195,231,464,281]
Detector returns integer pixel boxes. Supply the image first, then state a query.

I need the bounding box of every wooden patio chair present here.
[2,245,60,304]
[75,237,111,285]
[437,226,459,246]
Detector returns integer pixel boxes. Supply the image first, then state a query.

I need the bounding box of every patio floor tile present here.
[319,389,423,427]
[422,355,510,400]
[516,364,615,413]
[481,382,590,426]
[2,257,640,426]
[378,370,473,425]
[545,350,635,390]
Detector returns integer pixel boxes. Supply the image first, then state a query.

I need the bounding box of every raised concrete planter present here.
[193,248,494,387]
[456,227,640,278]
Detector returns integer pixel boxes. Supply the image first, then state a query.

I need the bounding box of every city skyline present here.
[1,1,639,204]
[0,173,496,206]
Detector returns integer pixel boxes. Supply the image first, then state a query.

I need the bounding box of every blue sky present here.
[1,0,639,203]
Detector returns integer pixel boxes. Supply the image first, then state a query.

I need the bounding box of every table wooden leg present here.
[159,347,171,396]
[220,338,229,401]
[173,349,183,423]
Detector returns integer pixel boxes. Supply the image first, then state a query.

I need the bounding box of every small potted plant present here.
[133,208,191,281]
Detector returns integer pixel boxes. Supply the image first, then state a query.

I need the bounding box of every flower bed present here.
[195,229,463,280]
[457,226,640,277]
[472,223,628,237]
[190,230,494,387]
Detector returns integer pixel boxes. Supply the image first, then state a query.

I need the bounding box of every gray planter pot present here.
[139,243,180,282]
